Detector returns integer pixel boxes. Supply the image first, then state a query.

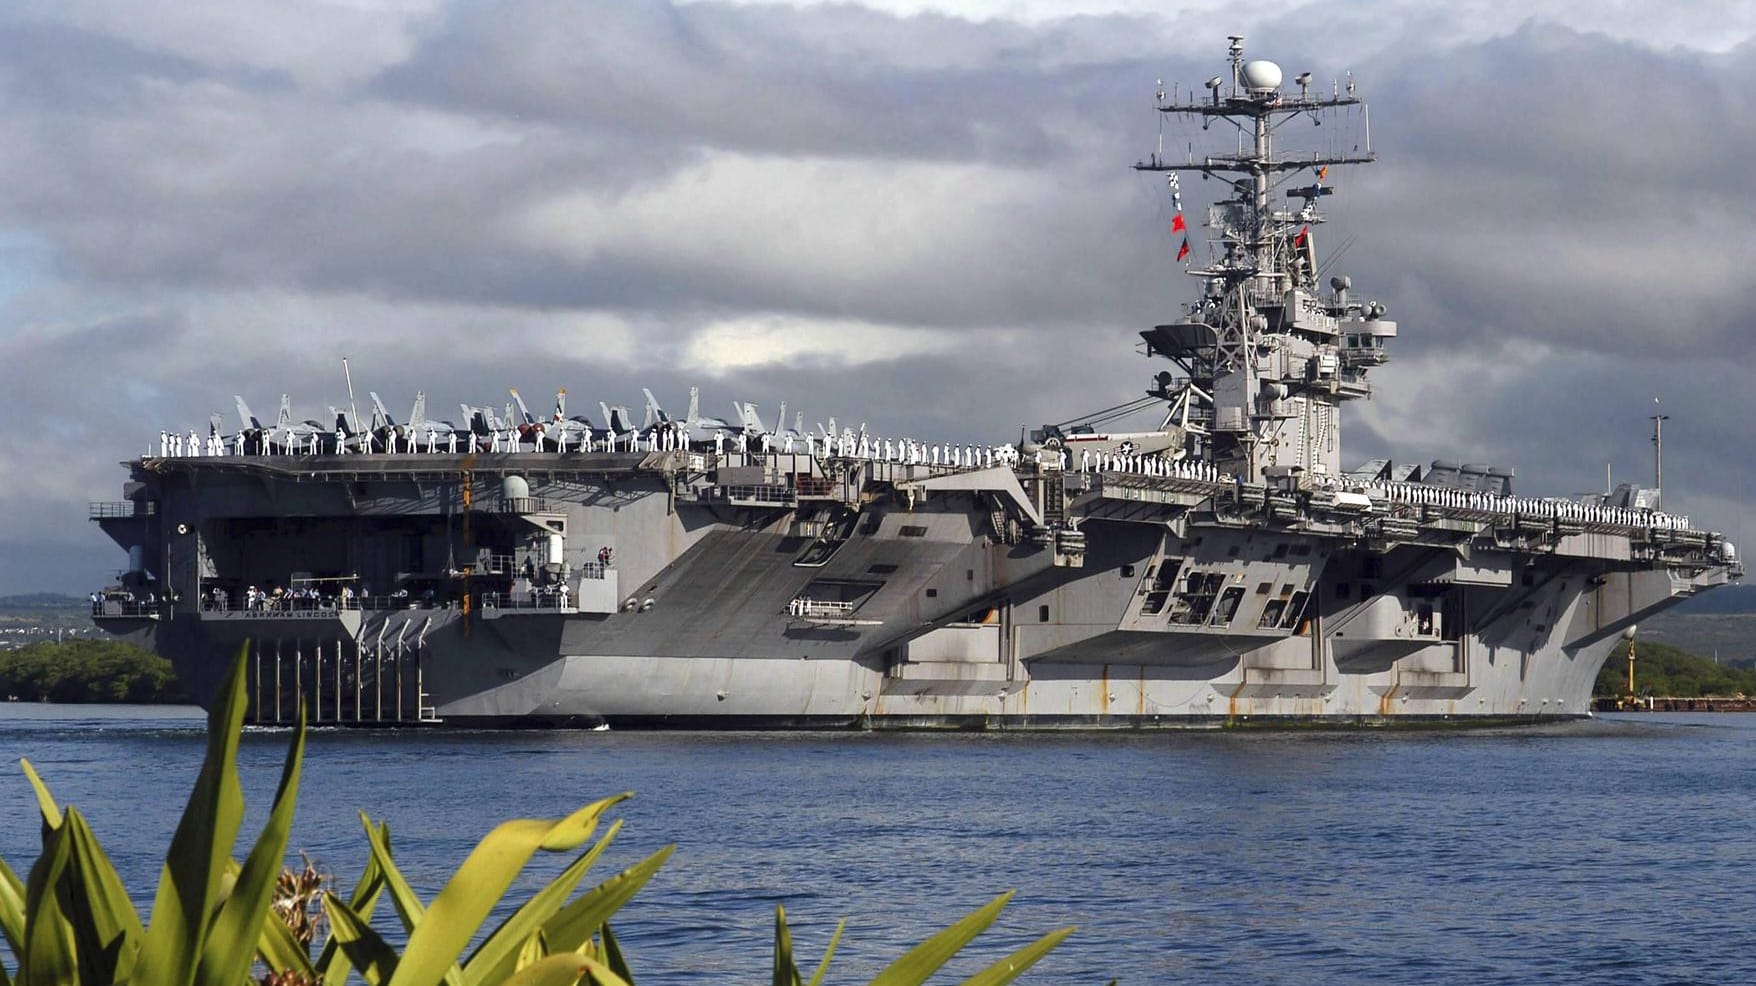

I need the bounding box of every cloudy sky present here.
[1,0,1752,595]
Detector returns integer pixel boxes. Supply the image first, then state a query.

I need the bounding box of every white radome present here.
[1241,59,1283,92]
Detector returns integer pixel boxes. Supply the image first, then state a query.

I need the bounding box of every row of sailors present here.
[152,426,1008,464]
[161,431,230,457]
[144,426,1700,535]
[1077,450,1224,481]
[156,424,1018,465]
[717,429,1022,470]
[155,424,698,458]
[154,425,1221,484]
[1361,481,1691,531]
[239,585,329,611]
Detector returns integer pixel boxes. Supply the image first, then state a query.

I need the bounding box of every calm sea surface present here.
[3,706,1754,984]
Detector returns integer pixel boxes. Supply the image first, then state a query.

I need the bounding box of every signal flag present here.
[1176,238,1191,262]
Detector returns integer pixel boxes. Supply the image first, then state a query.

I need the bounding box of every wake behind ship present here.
[89,38,1740,728]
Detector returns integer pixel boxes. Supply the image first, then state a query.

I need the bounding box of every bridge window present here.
[1210,586,1245,626]
[1282,592,1311,631]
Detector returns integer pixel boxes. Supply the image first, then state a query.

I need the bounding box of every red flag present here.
[1171,213,1186,233]
[1176,237,1190,261]
[1294,225,1309,247]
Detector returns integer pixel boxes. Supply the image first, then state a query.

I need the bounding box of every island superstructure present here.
[89,38,1740,727]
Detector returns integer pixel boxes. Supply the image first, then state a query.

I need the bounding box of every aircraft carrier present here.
[89,38,1741,728]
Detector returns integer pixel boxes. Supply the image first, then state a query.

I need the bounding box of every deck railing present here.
[788,598,857,619]
[88,501,155,519]
[90,600,162,618]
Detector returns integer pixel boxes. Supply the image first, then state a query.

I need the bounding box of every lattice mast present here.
[1136,36,1394,484]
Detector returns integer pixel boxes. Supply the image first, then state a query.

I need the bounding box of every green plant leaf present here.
[18,759,63,831]
[20,818,78,986]
[579,954,635,986]
[317,821,390,986]
[387,796,629,986]
[804,919,846,986]
[0,857,29,971]
[495,952,592,986]
[955,927,1075,986]
[515,930,549,973]
[464,819,624,982]
[867,892,1014,986]
[257,906,316,980]
[357,813,466,986]
[60,807,147,983]
[531,847,674,963]
[195,699,307,986]
[772,905,802,986]
[599,923,633,986]
[358,813,424,934]
[323,892,400,986]
[133,646,251,986]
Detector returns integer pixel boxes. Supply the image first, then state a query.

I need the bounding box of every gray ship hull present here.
[91,450,1730,729]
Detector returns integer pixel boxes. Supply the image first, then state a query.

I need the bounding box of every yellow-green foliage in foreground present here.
[0,649,1073,986]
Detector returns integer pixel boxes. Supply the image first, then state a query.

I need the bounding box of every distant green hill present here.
[0,593,96,634]
[1594,639,1756,698]
[1672,583,1756,614]
[0,593,87,611]
[1636,612,1756,667]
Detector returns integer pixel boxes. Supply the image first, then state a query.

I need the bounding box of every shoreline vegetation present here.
[1594,639,1756,700]
[0,639,184,703]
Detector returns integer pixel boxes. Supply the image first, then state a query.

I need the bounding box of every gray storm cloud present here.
[0,0,1751,593]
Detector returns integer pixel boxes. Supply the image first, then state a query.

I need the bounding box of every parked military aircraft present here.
[542,390,599,450]
[235,395,332,454]
[1034,422,1186,460]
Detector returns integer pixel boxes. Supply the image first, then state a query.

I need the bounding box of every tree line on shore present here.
[0,638,182,702]
[1592,639,1756,698]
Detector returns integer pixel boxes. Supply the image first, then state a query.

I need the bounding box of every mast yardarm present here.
[1135,36,1391,485]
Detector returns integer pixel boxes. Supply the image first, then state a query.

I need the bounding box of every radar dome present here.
[1241,60,1282,92]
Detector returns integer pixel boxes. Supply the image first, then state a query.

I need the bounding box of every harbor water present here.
[3,707,1754,984]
